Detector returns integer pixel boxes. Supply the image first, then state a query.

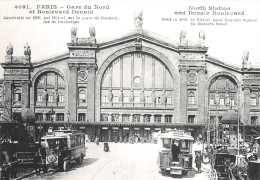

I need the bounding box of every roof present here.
[221,109,238,124]
[158,130,194,141]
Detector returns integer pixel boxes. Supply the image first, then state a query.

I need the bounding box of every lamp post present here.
[49,106,55,128]
[214,92,220,147]
[67,111,70,129]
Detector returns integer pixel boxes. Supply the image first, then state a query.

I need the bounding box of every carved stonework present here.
[179,65,189,72]
[135,37,142,51]
[70,50,95,58]
[242,84,251,91]
[24,42,31,56]
[21,81,30,86]
[134,9,143,30]
[182,53,205,60]
[187,73,197,83]
[199,30,206,47]
[87,64,98,70]
[68,63,78,70]
[78,70,88,81]
[4,69,29,75]
[3,80,12,86]
[6,43,13,56]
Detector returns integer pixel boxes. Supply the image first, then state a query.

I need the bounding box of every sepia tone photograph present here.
[0,0,260,179]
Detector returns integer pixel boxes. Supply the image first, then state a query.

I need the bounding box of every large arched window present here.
[79,90,86,103]
[35,72,65,106]
[101,53,174,107]
[208,75,238,107]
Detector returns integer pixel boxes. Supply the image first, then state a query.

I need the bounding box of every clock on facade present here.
[133,76,141,86]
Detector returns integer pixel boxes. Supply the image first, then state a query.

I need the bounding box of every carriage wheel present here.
[63,160,69,172]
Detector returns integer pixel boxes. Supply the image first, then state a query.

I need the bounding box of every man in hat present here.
[195,150,203,173]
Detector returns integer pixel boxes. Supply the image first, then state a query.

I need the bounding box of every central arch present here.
[95,46,179,122]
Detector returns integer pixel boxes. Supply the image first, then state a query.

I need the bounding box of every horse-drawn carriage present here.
[157,129,194,176]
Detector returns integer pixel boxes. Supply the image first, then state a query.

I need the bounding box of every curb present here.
[14,170,36,180]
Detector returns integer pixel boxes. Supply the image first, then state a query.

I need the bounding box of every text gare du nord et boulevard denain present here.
[34,4,109,15]
[162,6,257,26]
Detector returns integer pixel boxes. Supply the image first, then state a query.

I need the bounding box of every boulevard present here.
[25,142,209,180]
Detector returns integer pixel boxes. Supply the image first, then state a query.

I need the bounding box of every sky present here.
[0,0,260,78]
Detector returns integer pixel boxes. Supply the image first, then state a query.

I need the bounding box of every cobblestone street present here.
[25,143,209,180]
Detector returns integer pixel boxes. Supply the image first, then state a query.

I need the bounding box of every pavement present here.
[12,142,210,180]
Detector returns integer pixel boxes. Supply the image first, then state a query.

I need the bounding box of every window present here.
[134,96,140,103]
[14,89,21,102]
[48,95,53,102]
[156,97,160,104]
[101,113,108,122]
[230,99,235,106]
[112,114,119,122]
[46,114,51,121]
[166,98,172,104]
[122,114,130,122]
[219,99,225,105]
[78,113,86,121]
[165,115,172,123]
[188,92,195,104]
[59,95,64,103]
[145,96,150,103]
[56,113,64,121]
[209,98,214,105]
[36,113,43,121]
[133,114,140,122]
[102,96,108,103]
[37,95,43,102]
[250,94,257,106]
[79,90,86,103]
[188,115,195,123]
[124,96,129,103]
[144,115,151,122]
[113,96,119,103]
[154,115,161,123]
[251,116,257,125]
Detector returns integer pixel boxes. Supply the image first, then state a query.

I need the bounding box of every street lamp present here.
[214,92,220,147]
[67,111,70,129]
[49,106,55,128]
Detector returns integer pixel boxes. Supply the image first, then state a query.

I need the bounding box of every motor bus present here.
[40,129,86,171]
[158,129,194,176]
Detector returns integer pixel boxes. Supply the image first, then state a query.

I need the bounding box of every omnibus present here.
[40,129,86,171]
[158,129,194,176]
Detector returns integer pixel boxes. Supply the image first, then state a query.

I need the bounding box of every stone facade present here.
[1,26,260,143]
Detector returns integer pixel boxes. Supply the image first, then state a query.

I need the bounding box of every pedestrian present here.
[95,136,99,145]
[104,142,110,152]
[195,150,203,173]
[34,150,42,175]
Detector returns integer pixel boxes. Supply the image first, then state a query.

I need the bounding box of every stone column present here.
[53,113,57,122]
[108,113,112,122]
[140,128,144,138]
[43,113,46,121]
[68,63,78,122]
[129,114,133,122]
[140,114,144,123]
[179,66,188,123]
[119,114,123,122]
[119,127,123,142]
[150,114,155,123]
[21,81,30,108]
[161,114,165,123]
[3,80,12,102]
[87,64,97,122]
[243,85,251,124]
[108,127,112,142]
[198,67,206,124]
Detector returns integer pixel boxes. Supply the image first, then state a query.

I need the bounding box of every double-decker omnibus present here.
[40,129,86,171]
[158,129,194,176]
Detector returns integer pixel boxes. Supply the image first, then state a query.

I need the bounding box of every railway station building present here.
[1,15,260,143]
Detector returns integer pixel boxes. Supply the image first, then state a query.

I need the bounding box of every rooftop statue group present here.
[70,24,96,45]
[134,9,143,30]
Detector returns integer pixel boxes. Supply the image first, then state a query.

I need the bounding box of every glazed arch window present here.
[37,95,43,102]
